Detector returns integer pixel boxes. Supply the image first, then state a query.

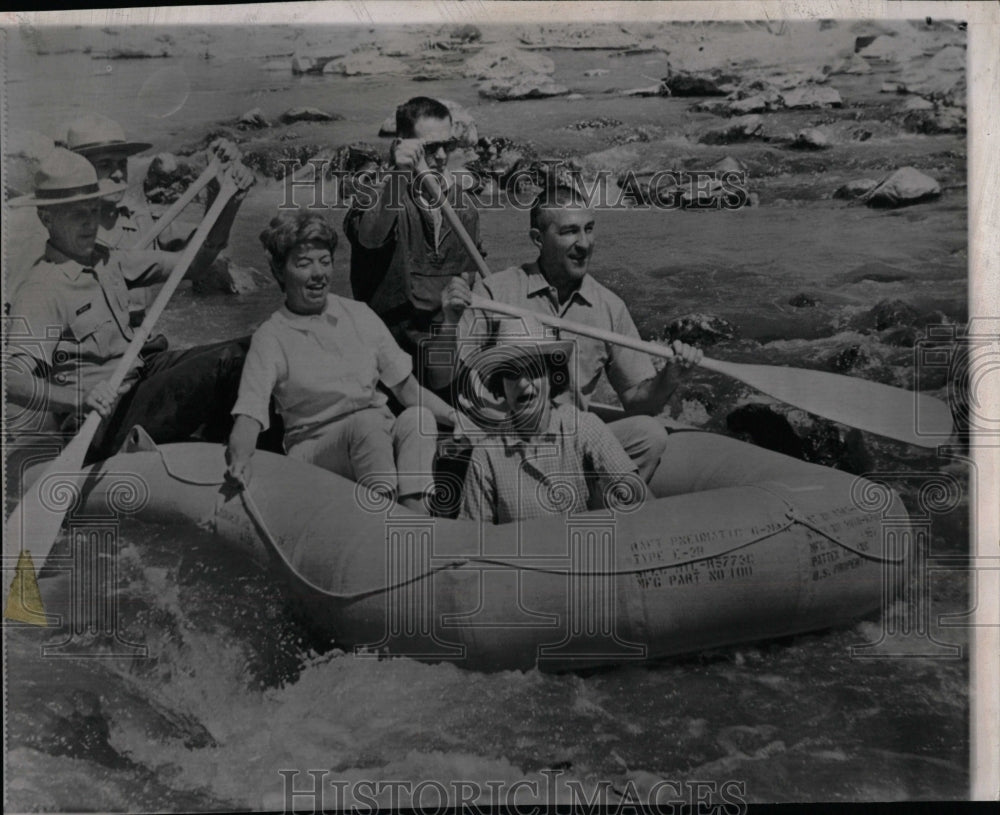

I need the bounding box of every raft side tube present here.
[74,435,909,671]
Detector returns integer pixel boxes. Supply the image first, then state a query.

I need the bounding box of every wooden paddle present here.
[3,173,241,625]
[420,171,954,449]
[471,294,954,448]
[129,158,221,250]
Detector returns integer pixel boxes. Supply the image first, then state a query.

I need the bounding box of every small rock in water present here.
[241,142,322,179]
[663,69,738,96]
[827,344,871,373]
[291,53,315,75]
[5,129,55,195]
[567,116,622,130]
[236,107,269,129]
[698,114,764,145]
[279,106,340,124]
[791,128,830,150]
[870,298,919,331]
[464,45,554,80]
[853,35,879,53]
[779,86,843,109]
[451,24,482,44]
[880,81,908,94]
[618,83,668,98]
[327,53,410,76]
[478,75,570,101]
[191,256,269,295]
[902,96,935,112]
[788,293,817,307]
[861,167,941,208]
[902,105,966,135]
[727,94,777,115]
[711,155,748,174]
[665,313,738,345]
[833,178,878,200]
[142,152,203,204]
[830,53,872,75]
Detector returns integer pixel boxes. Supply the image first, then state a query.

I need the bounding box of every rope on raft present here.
[148,440,903,604]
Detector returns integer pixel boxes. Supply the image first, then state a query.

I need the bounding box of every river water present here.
[3,21,971,808]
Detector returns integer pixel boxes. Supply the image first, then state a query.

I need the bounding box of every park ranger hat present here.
[468,313,574,384]
[8,148,128,207]
[64,113,152,157]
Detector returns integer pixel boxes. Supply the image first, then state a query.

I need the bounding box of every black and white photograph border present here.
[1,0,997,810]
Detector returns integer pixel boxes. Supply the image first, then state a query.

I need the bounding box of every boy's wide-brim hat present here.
[8,147,128,207]
[467,314,574,382]
[64,113,152,157]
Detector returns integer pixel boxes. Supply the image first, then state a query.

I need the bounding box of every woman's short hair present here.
[259,210,338,289]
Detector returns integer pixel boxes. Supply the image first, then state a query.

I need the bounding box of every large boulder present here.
[463,46,554,80]
[326,52,410,76]
[698,114,764,145]
[377,99,478,146]
[478,75,569,101]
[861,167,941,208]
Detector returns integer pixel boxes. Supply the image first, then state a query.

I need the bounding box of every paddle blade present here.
[706,359,954,448]
[3,551,47,625]
[3,416,96,624]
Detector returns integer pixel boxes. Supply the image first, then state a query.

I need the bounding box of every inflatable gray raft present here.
[71,431,906,671]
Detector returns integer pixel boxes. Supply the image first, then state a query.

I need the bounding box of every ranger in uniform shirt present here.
[6,148,255,462]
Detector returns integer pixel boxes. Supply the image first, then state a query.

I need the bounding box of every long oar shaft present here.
[434,184,952,448]
[4,175,240,617]
[130,159,221,250]
[471,295,953,447]
[110,179,238,394]
[471,294,695,365]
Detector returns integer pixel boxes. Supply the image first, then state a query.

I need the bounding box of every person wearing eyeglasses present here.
[344,96,484,398]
